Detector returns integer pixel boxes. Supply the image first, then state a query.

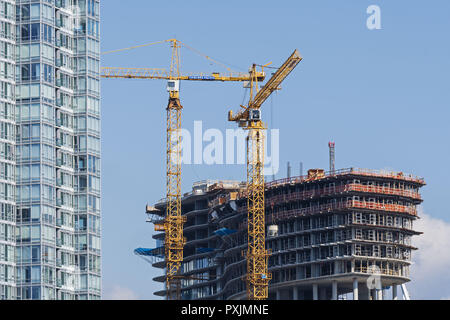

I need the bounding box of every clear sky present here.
[100,0,450,299]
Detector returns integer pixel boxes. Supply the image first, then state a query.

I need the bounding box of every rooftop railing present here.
[266,167,425,189]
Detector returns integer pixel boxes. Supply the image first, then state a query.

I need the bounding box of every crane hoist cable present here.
[102,38,240,74]
[101,39,173,55]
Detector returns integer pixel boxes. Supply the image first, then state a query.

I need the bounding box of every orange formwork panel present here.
[263,183,422,205]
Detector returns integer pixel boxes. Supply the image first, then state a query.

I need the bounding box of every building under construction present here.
[139,167,425,300]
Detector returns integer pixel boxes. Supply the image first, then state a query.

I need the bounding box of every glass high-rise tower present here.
[0,0,100,300]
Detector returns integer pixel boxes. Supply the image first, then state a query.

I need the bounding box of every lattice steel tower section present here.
[229,50,302,299]
[329,141,335,174]
[164,39,186,300]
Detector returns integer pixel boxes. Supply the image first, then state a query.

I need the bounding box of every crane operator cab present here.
[167,80,180,93]
[249,108,261,121]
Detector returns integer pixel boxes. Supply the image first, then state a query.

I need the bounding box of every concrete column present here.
[392,285,398,300]
[298,290,305,300]
[353,278,359,300]
[332,281,338,300]
[276,290,281,300]
[377,289,383,300]
[293,287,298,300]
[373,289,379,300]
[319,287,327,300]
[313,284,318,300]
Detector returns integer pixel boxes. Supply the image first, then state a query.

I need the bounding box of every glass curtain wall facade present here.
[0,0,17,301]
[0,0,100,300]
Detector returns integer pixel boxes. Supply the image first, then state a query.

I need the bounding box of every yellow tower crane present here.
[101,39,265,300]
[228,49,302,300]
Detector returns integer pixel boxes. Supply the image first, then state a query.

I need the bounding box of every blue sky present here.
[100,1,450,299]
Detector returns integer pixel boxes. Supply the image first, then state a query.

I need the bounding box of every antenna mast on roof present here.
[328,141,335,174]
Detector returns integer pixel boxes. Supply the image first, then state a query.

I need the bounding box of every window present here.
[89,234,100,252]
[31,205,40,222]
[75,38,86,53]
[42,44,53,61]
[87,76,99,93]
[77,116,86,130]
[42,84,54,101]
[18,84,40,99]
[87,135,100,153]
[89,175,100,193]
[87,96,99,114]
[42,4,53,22]
[88,0,99,17]
[42,24,53,43]
[75,96,86,112]
[31,184,40,201]
[32,286,40,299]
[30,4,40,20]
[43,64,53,82]
[88,155,100,173]
[88,195,99,211]
[22,23,40,40]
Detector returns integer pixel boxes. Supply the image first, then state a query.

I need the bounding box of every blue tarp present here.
[134,247,164,258]
[196,247,215,254]
[213,228,237,236]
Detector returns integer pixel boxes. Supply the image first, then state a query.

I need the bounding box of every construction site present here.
[100,38,425,300]
[139,161,425,300]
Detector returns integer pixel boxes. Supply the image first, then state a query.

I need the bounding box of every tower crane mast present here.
[228,49,302,300]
